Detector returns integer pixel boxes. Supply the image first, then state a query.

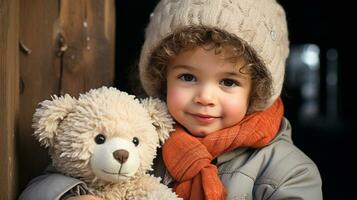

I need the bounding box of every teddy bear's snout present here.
[113,149,129,164]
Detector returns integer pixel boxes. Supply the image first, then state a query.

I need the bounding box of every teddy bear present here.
[32,86,181,200]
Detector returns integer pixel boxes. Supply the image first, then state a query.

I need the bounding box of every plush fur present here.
[33,86,180,200]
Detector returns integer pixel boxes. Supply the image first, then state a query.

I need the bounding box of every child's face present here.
[166,46,251,137]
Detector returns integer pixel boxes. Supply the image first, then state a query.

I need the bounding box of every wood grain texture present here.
[0,0,20,199]
[18,0,61,192]
[59,0,115,96]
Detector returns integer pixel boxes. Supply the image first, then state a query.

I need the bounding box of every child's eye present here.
[178,74,196,82]
[220,79,239,87]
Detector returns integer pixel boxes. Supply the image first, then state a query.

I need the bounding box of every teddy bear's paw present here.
[139,189,182,200]
[130,175,181,200]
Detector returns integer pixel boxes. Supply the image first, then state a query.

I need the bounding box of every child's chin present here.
[190,129,212,137]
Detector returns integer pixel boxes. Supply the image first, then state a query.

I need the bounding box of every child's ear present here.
[32,94,76,148]
[140,97,174,145]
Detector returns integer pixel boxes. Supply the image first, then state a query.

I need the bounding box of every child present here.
[19,0,322,199]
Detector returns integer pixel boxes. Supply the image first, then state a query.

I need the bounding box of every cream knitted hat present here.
[139,0,289,110]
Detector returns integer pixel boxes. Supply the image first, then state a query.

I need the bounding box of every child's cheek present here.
[166,87,187,116]
[222,97,248,124]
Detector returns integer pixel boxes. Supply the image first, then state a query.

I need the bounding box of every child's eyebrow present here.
[221,71,250,80]
[170,64,250,79]
[170,64,195,70]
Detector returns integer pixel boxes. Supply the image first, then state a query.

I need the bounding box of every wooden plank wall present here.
[18,0,61,193]
[0,0,20,199]
[1,0,115,198]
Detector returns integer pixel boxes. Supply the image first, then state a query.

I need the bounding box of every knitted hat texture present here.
[139,0,289,110]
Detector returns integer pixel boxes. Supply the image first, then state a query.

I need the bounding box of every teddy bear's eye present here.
[95,134,106,144]
[132,137,139,146]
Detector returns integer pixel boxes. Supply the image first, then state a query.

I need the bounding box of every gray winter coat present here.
[18,118,322,200]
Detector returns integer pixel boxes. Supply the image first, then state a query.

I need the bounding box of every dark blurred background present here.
[114,1,356,199]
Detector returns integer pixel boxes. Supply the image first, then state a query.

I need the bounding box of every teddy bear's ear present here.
[32,94,76,148]
[140,98,174,145]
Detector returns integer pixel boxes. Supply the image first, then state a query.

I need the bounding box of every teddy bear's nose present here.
[113,149,129,164]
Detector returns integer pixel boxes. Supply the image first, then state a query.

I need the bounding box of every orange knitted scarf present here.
[162,98,284,200]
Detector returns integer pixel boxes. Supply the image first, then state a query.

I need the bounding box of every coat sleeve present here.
[18,166,91,200]
[254,150,323,200]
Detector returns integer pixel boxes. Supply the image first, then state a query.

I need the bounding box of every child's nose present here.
[194,84,215,106]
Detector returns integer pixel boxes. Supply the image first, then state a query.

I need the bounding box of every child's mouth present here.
[190,113,218,124]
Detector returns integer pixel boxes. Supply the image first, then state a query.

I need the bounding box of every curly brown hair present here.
[147,26,272,112]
